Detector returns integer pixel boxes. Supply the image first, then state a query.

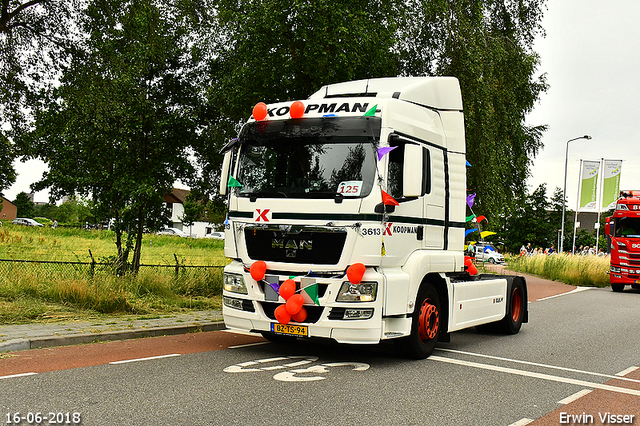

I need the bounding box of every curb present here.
[0,321,227,353]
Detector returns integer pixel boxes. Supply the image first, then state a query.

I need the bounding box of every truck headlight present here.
[336,282,377,302]
[224,273,248,294]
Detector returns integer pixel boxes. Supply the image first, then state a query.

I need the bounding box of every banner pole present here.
[572,159,583,255]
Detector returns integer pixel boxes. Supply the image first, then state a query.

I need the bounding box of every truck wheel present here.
[395,283,441,359]
[611,285,625,292]
[488,258,495,264]
[497,277,525,334]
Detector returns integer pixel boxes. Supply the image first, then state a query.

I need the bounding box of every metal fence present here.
[0,258,224,278]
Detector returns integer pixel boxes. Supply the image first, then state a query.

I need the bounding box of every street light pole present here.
[560,135,592,253]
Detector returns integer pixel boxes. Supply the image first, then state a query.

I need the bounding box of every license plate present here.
[271,323,308,337]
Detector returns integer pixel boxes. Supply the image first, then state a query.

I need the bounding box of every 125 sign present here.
[337,180,363,196]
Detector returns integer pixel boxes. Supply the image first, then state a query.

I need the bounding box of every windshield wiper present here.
[245,191,289,201]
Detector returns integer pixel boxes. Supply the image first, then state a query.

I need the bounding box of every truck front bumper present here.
[221,261,411,344]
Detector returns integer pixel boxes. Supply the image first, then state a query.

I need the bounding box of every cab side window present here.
[386,138,431,200]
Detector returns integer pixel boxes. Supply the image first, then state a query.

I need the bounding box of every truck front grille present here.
[244,226,347,264]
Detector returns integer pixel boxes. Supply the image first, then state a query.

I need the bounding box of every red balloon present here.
[291,306,307,323]
[347,263,366,284]
[274,304,291,325]
[286,294,304,315]
[250,260,267,281]
[464,257,478,275]
[253,102,268,121]
[279,279,296,300]
[290,101,304,119]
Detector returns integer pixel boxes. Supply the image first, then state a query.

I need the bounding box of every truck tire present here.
[611,284,625,292]
[497,277,526,334]
[395,283,441,359]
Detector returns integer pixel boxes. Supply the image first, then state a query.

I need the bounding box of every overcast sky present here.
[5,1,640,207]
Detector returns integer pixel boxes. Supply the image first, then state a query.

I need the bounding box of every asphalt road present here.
[1,287,640,426]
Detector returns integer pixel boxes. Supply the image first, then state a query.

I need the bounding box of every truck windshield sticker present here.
[337,181,363,196]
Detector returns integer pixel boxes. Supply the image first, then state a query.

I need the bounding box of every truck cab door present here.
[381,139,425,266]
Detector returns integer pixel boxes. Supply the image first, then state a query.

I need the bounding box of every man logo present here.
[272,239,313,258]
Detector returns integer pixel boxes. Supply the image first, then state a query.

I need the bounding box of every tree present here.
[180,190,206,237]
[397,0,548,219]
[195,0,401,196]
[0,0,78,195]
[27,0,208,273]
[13,191,34,218]
[501,183,556,253]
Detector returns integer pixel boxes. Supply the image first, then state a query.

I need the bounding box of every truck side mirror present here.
[403,144,423,197]
[219,150,232,196]
[605,217,612,236]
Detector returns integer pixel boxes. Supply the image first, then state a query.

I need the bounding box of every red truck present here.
[605,191,640,292]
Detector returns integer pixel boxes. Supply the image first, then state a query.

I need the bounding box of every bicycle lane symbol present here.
[223,356,370,382]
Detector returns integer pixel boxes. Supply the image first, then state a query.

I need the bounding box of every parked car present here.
[12,218,44,227]
[475,244,505,264]
[204,232,225,240]
[156,227,190,238]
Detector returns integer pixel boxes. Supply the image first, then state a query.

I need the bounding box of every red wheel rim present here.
[418,298,439,343]
[511,287,522,322]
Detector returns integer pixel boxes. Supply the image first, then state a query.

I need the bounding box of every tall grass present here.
[508,254,610,287]
[0,223,225,323]
[0,224,227,265]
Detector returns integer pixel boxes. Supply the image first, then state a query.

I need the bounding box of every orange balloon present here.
[464,257,478,275]
[290,101,304,119]
[286,294,304,315]
[274,304,291,325]
[291,306,307,323]
[253,102,268,121]
[250,260,267,281]
[347,263,366,284]
[279,279,296,300]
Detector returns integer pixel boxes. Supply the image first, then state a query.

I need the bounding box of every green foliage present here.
[1,1,78,192]
[26,0,209,272]
[501,183,556,252]
[197,0,401,195]
[398,0,548,219]
[13,191,35,217]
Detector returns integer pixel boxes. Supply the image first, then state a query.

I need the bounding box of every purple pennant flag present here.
[466,193,476,208]
[377,146,397,161]
[269,282,280,293]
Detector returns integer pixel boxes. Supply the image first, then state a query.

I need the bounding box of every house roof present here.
[163,188,190,204]
[1,197,17,207]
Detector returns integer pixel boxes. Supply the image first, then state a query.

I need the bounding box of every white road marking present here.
[272,362,370,382]
[616,366,639,376]
[435,348,640,384]
[537,286,594,301]
[507,419,533,426]
[558,389,593,404]
[223,329,263,337]
[109,354,180,364]
[0,372,37,380]
[229,341,270,349]
[429,355,640,396]
[223,356,318,373]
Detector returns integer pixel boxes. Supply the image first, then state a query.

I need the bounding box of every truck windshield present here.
[614,217,640,238]
[235,117,380,199]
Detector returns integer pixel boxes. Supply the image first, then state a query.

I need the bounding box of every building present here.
[162,188,218,238]
[0,197,18,221]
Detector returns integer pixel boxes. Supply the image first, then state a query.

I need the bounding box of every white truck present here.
[219,77,527,359]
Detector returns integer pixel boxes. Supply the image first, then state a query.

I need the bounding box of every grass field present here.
[0,223,226,324]
[506,253,610,287]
